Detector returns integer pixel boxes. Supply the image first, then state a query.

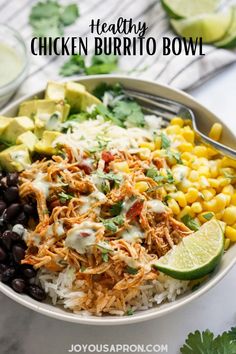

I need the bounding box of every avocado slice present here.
[45,81,66,101]
[16,131,38,152]
[18,99,70,138]
[34,130,62,155]
[0,116,12,135]
[0,144,31,172]
[65,82,101,113]
[4,117,35,144]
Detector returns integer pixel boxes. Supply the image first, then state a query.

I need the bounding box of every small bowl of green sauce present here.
[0,24,28,108]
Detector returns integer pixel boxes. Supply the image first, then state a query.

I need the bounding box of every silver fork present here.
[124,89,236,159]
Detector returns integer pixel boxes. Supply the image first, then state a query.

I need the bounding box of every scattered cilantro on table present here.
[60,53,119,76]
[29,0,79,38]
[180,327,236,354]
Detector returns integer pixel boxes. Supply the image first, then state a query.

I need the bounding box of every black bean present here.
[1,266,16,283]
[23,203,36,216]
[7,173,18,187]
[12,245,25,263]
[2,231,12,250]
[13,212,28,226]
[5,203,21,221]
[27,285,46,301]
[0,247,7,262]
[9,231,22,242]
[3,186,19,204]
[0,200,6,215]
[11,278,26,293]
[21,265,36,279]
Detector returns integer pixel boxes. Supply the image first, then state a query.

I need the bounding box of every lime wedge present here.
[154,220,225,280]
[162,0,220,19]
[171,10,233,43]
[216,7,236,48]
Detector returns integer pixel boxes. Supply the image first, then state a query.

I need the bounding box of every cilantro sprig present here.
[181,214,200,231]
[30,0,79,38]
[146,167,175,185]
[180,327,236,354]
[60,53,118,77]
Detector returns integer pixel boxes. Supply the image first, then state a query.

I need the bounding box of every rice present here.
[38,266,190,316]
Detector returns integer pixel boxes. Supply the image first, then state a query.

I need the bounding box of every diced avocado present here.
[0,144,31,172]
[65,82,101,113]
[18,99,70,138]
[45,81,66,101]
[4,117,34,144]
[34,130,62,155]
[0,116,13,135]
[16,131,38,152]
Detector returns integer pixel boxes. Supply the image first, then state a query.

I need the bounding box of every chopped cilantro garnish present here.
[96,171,122,186]
[112,100,144,128]
[58,192,74,203]
[102,215,125,233]
[125,266,138,275]
[110,201,123,216]
[101,251,109,263]
[181,214,200,231]
[146,167,174,185]
[167,170,175,184]
[203,212,214,221]
[161,133,171,149]
[166,150,183,164]
[30,0,79,39]
[92,83,123,100]
[180,327,236,354]
[126,309,134,316]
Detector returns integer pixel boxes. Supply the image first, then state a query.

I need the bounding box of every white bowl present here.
[0,75,235,325]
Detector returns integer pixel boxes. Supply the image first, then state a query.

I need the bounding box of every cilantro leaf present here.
[29,0,79,38]
[146,167,174,185]
[161,133,171,149]
[101,251,109,263]
[86,54,118,75]
[126,309,134,316]
[60,4,79,26]
[203,212,214,221]
[112,101,144,128]
[96,171,122,185]
[213,332,236,354]
[166,150,183,164]
[92,83,123,100]
[181,214,200,231]
[102,215,125,233]
[110,201,123,216]
[180,330,214,354]
[58,191,74,203]
[59,54,85,77]
[125,266,138,275]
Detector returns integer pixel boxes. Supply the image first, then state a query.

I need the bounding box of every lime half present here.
[162,0,220,19]
[154,220,225,280]
[171,10,233,43]
[216,7,236,48]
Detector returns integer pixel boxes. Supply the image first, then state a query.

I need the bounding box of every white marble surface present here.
[1,64,236,354]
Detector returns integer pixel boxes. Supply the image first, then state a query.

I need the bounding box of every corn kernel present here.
[222,206,236,225]
[210,164,219,178]
[193,145,208,157]
[209,123,222,141]
[186,188,199,203]
[202,199,218,212]
[224,238,231,250]
[225,226,236,242]
[167,199,180,215]
[231,193,236,206]
[213,193,228,212]
[198,211,215,223]
[173,191,187,207]
[191,202,202,213]
[171,117,184,127]
[113,161,130,173]
[138,148,151,160]
[179,179,192,193]
[208,178,220,189]
[222,157,236,169]
[198,166,210,177]
[178,206,194,220]
[154,136,161,150]
[134,181,149,193]
[199,176,210,189]
[181,152,193,161]
[222,185,234,196]
[215,210,224,220]
[178,142,193,153]
[201,189,215,201]
[217,176,230,188]
[207,147,218,158]
[140,142,155,151]
[166,125,181,135]
[189,170,199,182]
[182,127,195,143]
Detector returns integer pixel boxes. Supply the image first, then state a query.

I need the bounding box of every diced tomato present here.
[102,151,114,163]
[78,163,92,175]
[79,232,90,237]
[126,200,144,220]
